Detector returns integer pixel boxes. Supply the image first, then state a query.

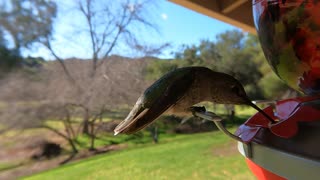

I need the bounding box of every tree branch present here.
[44,36,76,84]
[42,125,69,140]
[79,0,99,73]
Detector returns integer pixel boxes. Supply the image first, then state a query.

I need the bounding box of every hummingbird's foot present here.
[191,109,243,142]
[189,106,223,122]
[189,106,206,117]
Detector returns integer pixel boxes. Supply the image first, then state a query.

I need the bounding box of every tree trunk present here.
[226,105,235,123]
[83,119,89,134]
[89,122,96,151]
[68,139,78,154]
[150,126,158,143]
[82,109,90,134]
[230,109,235,123]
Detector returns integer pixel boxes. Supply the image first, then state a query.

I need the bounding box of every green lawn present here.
[23,130,254,180]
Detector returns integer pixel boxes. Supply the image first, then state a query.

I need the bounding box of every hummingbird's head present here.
[211,76,250,105]
[229,83,249,104]
[212,75,276,124]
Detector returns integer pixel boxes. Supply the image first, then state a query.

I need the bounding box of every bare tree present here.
[0,56,150,153]
[40,0,165,77]
[77,0,159,73]
[0,71,79,153]
[0,0,165,154]
[37,0,166,135]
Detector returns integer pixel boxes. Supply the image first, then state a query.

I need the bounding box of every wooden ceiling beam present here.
[222,0,248,14]
[169,0,256,34]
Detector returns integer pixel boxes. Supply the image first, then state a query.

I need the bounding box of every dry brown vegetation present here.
[0,56,154,156]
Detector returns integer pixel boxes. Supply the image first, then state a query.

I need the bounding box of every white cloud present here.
[128,4,135,12]
[161,13,168,20]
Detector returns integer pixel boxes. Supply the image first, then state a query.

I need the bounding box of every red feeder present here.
[236,97,320,179]
[235,0,320,179]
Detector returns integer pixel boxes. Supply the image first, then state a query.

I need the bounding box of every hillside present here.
[0,55,159,106]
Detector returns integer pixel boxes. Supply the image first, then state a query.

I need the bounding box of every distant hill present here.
[0,55,165,107]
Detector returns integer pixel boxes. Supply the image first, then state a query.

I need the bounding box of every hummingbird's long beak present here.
[114,107,148,135]
[114,96,172,135]
[246,100,276,124]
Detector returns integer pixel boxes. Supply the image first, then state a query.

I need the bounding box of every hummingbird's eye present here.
[231,85,241,96]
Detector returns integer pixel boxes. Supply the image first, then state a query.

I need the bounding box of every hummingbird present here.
[114,66,275,135]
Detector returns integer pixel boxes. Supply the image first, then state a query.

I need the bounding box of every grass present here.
[0,162,23,172]
[44,117,114,130]
[23,130,254,180]
[0,107,257,179]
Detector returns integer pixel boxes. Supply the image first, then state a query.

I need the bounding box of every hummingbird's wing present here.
[114,69,195,135]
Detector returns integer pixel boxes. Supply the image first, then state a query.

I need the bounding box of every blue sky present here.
[157,1,236,47]
[23,0,240,60]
